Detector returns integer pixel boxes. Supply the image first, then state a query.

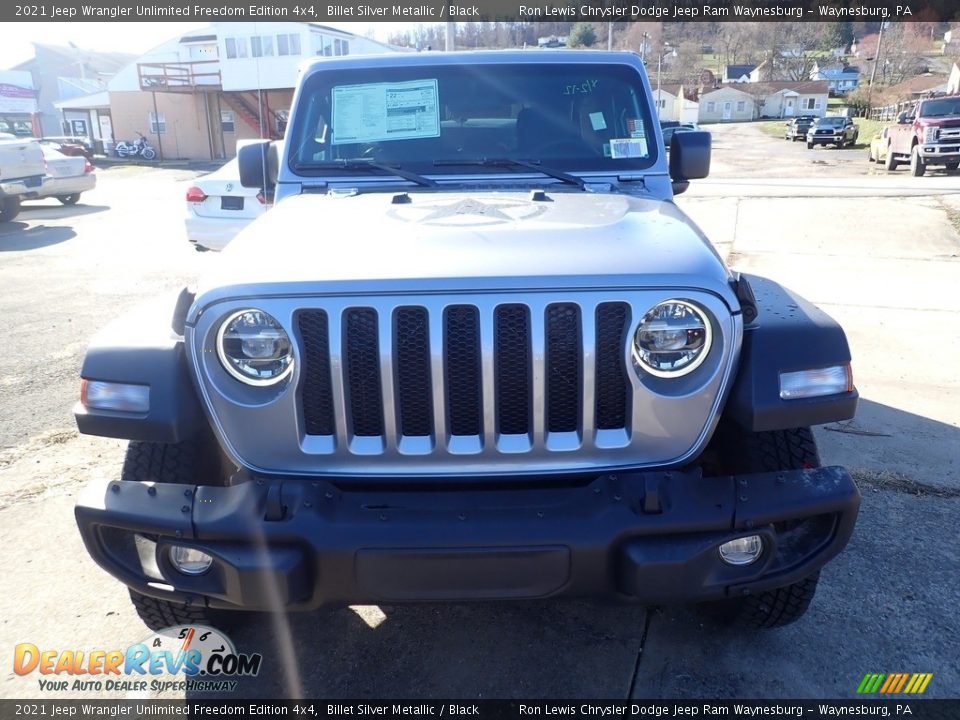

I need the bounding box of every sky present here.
[0,22,429,69]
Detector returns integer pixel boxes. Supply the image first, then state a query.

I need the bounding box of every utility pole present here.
[607,23,613,51]
[445,20,455,51]
[866,22,886,117]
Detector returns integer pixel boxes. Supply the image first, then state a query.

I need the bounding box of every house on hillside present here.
[810,63,861,95]
[722,64,755,83]
[55,23,402,160]
[12,43,133,138]
[749,58,777,83]
[698,80,828,123]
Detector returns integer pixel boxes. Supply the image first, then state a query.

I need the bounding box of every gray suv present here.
[74,52,860,633]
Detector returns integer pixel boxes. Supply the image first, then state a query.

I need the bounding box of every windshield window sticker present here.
[589,112,607,132]
[610,138,648,159]
[563,79,599,95]
[626,118,646,139]
[331,79,440,145]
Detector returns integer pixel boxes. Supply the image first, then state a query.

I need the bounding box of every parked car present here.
[806,116,859,149]
[867,127,890,163]
[0,134,45,222]
[74,51,860,634]
[40,137,94,161]
[884,95,960,176]
[184,157,270,252]
[20,145,96,206]
[783,116,816,142]
[661,123,699,151]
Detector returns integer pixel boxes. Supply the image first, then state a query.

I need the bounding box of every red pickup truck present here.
[885,95,960,176]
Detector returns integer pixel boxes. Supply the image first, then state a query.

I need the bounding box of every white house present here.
[653,84,699,123]
[699,81,829,123]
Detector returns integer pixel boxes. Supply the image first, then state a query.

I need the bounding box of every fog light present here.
[719,535,764,566]
[169,546,213,575]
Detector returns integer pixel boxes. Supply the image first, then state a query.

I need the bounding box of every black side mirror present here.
[896,112,911,125]
[670,130,711,195]
[239,141,279,191]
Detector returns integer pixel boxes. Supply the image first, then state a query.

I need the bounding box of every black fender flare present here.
[74,289,205,443]
[724,275,858,432]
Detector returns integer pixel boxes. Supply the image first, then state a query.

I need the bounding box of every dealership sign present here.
[0,71,38,114]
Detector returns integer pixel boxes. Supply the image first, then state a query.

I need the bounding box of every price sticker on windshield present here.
[331,79,440,145]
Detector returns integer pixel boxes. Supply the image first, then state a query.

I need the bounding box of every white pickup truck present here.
[0,134,46,222]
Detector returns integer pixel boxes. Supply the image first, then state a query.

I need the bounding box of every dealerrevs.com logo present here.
[13,625,262,693]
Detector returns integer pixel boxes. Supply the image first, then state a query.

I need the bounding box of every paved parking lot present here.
[1,124,958,699]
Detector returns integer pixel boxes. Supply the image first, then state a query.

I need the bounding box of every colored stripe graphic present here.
[859,673,933,694]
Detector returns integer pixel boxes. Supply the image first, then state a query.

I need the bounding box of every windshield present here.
[919,98,960,118]
[288,61,658,179]
[815,117,845,127]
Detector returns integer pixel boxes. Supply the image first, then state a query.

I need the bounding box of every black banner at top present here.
[5,0,960,24]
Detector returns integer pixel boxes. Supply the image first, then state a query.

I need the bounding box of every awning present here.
[54,91,109,111]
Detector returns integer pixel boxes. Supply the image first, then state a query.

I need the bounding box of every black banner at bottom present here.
[1,699,957,720]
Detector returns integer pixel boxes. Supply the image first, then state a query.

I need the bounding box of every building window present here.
[251,35,274,58]
[736,101,745,112]
[225,37,248,59]
[220,110,235,133]
[804,98,819,110]
[707,101,716,113]
[148,112,166,134]
[277,33,301,56]
[335,38,349,56]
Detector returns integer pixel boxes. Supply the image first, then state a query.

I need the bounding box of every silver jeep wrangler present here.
[75,52,860,632]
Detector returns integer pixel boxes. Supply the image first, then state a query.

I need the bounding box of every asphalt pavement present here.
[1,124,958,700]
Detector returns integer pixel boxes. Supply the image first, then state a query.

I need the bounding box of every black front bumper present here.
[75,467,859,610]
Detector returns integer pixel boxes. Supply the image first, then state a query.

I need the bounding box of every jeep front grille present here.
[192,290,738,476]
[298,301,631,452]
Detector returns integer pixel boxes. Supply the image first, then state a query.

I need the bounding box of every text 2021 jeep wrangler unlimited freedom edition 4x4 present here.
[74,52,860,632]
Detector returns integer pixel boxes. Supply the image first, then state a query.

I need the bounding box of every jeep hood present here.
[197,190,733,305]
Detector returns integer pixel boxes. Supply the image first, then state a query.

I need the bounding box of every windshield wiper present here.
[301,159,436,187]
[433,158,586,191]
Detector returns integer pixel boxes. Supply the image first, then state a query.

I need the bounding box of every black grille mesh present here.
[595,303,630,430]
[545,303,581,433]
[298,310,335,436]
[444,305,482,436]
[495,304,531,435]
[394,307,432,437]
[345,308,384,437]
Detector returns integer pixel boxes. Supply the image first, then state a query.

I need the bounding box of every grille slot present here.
[595,303,630,430]
[495,304,531,435]
[345,308,384,437]
[298,311,335,436]
[444,305,483,436]
[394,307,432,437]
[545,303,582,433]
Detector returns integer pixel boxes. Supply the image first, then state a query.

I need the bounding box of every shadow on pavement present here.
[0,224,76,251]
[19,203,109,220]
[191,600,646,700]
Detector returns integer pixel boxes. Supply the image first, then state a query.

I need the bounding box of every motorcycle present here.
[115,132,157,161]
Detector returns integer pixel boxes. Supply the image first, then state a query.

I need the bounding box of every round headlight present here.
[216,309,294,386]
[632,300,712,378]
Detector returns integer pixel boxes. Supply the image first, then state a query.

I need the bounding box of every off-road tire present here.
[837,139,845,149]
[121,439,237,632]
[704,572,822,630]
[57,193,81,205]
[0,196,22,222]
[885,148,899,171]
[910,145,926,177]
[700,427,822,629]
